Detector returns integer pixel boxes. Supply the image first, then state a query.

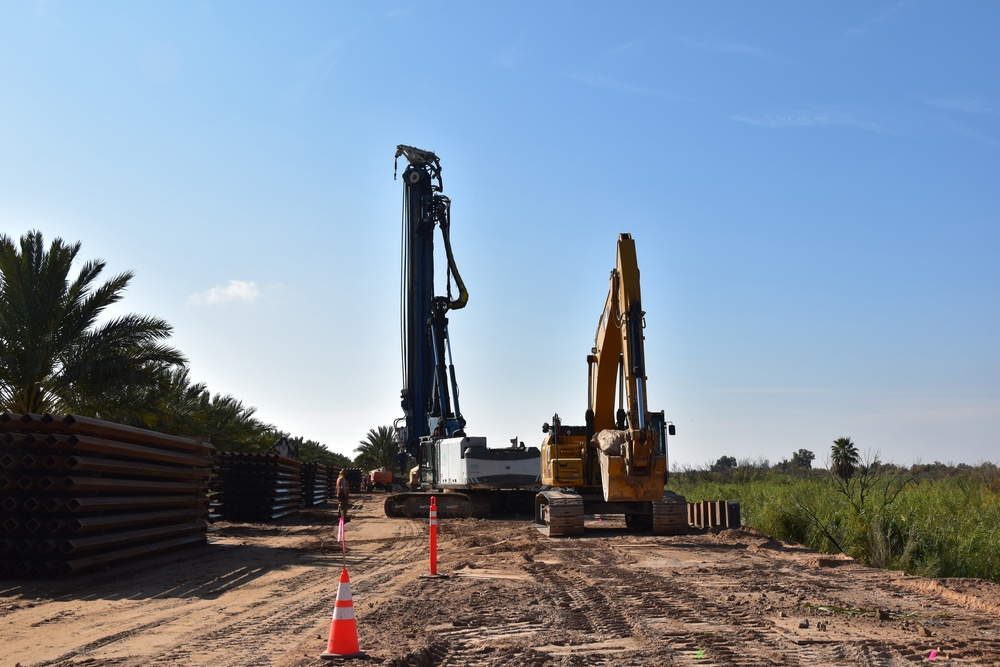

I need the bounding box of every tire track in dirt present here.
[119,510,429,666]
[8,506,1000,667]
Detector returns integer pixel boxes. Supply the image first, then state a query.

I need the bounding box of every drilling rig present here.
[384,146,540,519]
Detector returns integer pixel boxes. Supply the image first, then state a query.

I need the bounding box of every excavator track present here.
[652,491,689,535]
[384,492,473,519]
[534,489,584,537]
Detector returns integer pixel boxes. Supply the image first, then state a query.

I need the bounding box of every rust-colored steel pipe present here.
[44,434,211,468]
[49,521,206,556]
[36,475,206,494]
[65,495,208,512]
[0,412,212,453]
[58,533,207,575]
[67,509,208,534]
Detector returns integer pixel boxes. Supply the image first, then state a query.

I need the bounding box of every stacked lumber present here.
[0,412,212,577]
[215,453,301,521]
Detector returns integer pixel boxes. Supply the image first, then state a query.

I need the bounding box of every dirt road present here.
[2,495,999,666]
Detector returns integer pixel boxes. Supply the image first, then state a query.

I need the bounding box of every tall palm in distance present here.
[354,426,399,474]
[830,437,860,481]
[135,366,270,451]
[0,231,185,420]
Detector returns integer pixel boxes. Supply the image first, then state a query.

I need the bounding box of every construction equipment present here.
[365,468,393,492]
[384,146,540,519]
[535,233,688,536]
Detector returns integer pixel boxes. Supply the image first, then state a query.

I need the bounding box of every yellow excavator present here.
[535,233,688,536]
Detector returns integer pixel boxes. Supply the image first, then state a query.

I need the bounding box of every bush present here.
[670,464,1000,583]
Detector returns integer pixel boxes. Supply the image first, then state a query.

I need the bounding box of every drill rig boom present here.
[385,146,540,519]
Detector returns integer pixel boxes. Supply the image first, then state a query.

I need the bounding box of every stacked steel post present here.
[215,453,301,521]
[344,467,363,493]
[0,412,213,577]
[300,462,328,507]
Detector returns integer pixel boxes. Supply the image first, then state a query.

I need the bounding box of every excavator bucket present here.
[598,450,668,503]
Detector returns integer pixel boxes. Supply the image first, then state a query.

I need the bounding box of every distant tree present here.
[133,366,272,451]
[732,456,770,483]
[293,437,352,467]
[712,455,738,472]
[0,231,185,419]
[791,449,815,469]
[830,437,860,481]
[354,426,399,474]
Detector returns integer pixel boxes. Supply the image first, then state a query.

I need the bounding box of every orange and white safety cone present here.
[320,568,365,659]
[420,496,448,579]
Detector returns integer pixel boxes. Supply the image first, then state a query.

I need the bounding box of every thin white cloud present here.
[680,36,786,64]
[494,33,527,69]
[294,40,343,92]
[188,280,261,306]
[700,387,826,395]
[569,70,686,101]
[922,95,995,115]
[609,40,642,57]
[939,119,1000,150]
[840,2,906,40]
[731,107,884,132]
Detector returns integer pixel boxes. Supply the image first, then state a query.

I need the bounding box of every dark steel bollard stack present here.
[300,462,328,507]
[215,453,301,521]
[687,499,742,529]
[0,412,213,577]
[343,467,363,493]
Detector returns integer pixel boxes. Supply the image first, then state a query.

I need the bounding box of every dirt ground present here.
[2,495,1000,667]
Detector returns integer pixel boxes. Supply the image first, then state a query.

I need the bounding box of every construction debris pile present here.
[0,412,213,577]
[215,453,302,522]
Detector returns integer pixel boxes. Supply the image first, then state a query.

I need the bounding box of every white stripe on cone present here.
[332,582,354,620]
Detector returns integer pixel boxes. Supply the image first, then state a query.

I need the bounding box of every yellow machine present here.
[535,233,688,536]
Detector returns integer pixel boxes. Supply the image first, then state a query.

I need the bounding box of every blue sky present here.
[2,2,997,468]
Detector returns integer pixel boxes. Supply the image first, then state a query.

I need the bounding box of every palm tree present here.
[830,437,860,481]
[0,231,186,419]
[354,426,399,474]
[133,366,274,451]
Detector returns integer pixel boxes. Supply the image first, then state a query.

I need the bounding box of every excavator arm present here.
[588,233,654,475]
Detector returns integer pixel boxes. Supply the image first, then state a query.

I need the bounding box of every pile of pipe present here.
[300,462,328,507]
[0,412,213,577]
[215,453,301,521]
[343,467,363,493]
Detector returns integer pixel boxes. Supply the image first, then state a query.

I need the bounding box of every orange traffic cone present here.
[320,568,365,659]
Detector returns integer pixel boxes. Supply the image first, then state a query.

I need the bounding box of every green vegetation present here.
[671,452,1000,583]
[354,426,406,475]
[0,230,185,419]
[830,436,860,480]
[0,230,350,462]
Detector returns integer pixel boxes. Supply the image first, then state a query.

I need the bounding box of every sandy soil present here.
[2,495,999,666]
